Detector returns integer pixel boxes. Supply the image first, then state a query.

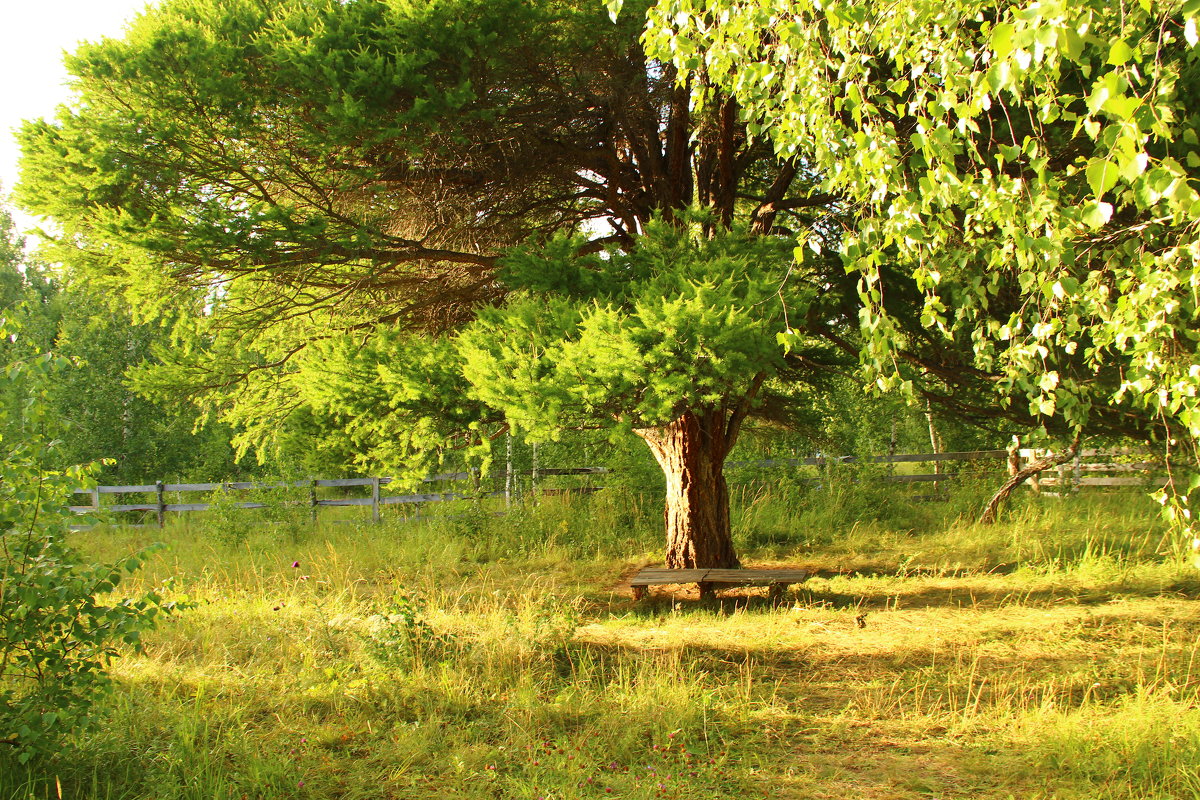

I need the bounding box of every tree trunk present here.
[925,397,943,474]
[636,408,740,569]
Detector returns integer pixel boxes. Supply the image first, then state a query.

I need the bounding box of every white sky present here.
[1,0,154,233]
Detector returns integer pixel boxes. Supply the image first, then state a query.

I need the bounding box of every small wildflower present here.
[292,561,300,568]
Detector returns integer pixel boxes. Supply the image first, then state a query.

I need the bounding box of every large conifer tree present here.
[19,0,845,566]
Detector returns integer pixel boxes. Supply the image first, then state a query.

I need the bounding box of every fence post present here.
[505,433,514,508]
[91,486,100,513]
[371,477,381,524]
[888,422,897,476]
[531,441,540,499]
[1072,450,1083,494]
[155,481,165,528]
[309,479,318,524]
[1007,437,1021,479]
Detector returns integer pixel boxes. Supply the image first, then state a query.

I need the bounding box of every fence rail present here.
[68,448,1171,529]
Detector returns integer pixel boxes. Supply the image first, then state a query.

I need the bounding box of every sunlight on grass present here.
[4,486,1199,799]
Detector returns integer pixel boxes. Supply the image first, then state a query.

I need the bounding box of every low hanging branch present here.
[979,434,1082,525]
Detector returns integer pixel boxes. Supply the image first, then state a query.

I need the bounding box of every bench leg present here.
[769,583,785,603]
[631,585,647,601]
[698,582,714,601]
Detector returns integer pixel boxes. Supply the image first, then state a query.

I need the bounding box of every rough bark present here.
[636,408,740,569]
[979,435,1081,525]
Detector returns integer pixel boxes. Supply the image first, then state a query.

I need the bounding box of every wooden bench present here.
[629,568,810,601]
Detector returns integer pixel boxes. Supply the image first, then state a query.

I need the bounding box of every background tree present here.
[48,291,244,483]
[0,198,241,483]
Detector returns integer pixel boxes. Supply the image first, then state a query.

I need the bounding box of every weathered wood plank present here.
[870,450,1007,463]
[703,569,809,583]
[1076,462,1160,472]
[163,502,270,511]
[163,482,223,492]
[630,568,810,586]
[881,473,956,483]
[164,503,214,512]
[423,471,473,482]
[730,450,1008,470]
[381,493,460,505]
[165,481,278,492]
[314,478,375,488]
[316,497,375,507]
[1079,476,1168,487]
[630,569,711,585]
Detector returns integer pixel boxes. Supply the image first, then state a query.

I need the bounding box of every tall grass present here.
[4,481,1198,799]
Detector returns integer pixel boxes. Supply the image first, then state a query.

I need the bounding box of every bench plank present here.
[629,567,809,599]
[703,569,809,584]
[630,569,711,586]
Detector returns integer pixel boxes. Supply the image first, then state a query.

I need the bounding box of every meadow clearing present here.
[3,476,1199,800]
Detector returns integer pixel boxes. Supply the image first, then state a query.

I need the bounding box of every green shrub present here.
[362,592,458,668]
[0,329,181,762]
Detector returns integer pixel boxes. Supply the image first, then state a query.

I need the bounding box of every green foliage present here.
[201,478,312,548]
[0,200,241,484]
[47,291,241,484]
[362,592,458,668]
[295,330,497,480]
[643,0,1200,527]
[459,220,834,439]
[14,0,841,479]
[0,319,179,762]
[14,0,654,456]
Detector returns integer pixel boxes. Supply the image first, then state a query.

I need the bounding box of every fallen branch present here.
[979,434,1081,525]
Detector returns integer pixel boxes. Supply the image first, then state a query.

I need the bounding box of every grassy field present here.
[4,477,1200,799]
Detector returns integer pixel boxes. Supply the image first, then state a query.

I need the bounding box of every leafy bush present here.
[0,327,180,762]
[202,475,312,546]
[362,592,458,668]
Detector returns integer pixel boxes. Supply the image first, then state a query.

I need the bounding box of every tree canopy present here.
[641,0,1200,439]
[21,0,1180,561]
[18,0,856,566]
[16,0,837,424]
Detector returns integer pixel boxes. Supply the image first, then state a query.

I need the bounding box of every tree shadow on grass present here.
[599,569,1200,617]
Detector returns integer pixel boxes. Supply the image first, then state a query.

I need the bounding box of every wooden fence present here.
[69,448,1170,529]
[68,467,607,529]
[1015,448,1171,493]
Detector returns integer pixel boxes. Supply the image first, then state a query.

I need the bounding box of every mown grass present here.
[4,478,1200,799]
